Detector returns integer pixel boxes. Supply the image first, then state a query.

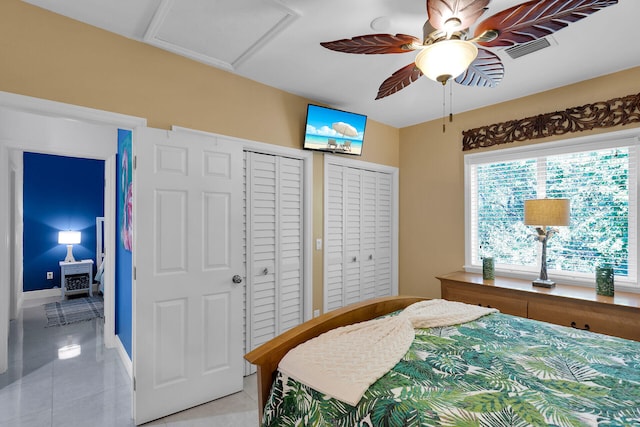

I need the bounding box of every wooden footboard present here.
[244,295,427,421]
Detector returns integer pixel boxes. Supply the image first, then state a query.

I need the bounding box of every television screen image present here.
[303,104,367,156]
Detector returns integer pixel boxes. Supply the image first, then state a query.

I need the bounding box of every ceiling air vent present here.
[505,37,552,59]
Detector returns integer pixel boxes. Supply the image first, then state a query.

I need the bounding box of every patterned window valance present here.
[462,92,640,151]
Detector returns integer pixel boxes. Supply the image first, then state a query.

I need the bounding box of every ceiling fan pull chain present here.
[442,82,446,133]
[449,82,454,124]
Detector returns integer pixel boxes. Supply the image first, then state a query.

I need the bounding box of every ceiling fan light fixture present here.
[415,40,478,84]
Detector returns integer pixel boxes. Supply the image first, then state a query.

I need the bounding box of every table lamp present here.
[58,230,81,263]
[524,198,570,288]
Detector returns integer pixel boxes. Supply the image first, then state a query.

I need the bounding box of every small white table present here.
[59,259,94,298]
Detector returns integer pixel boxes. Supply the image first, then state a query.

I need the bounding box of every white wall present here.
[9,150,23,320]
[0,144,9,372]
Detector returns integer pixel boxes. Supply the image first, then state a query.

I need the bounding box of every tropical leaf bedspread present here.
[262,313,640,426]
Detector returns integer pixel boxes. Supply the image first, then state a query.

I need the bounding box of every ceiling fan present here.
[321,0,619,100]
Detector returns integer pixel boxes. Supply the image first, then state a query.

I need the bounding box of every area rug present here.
[45,296,104,327]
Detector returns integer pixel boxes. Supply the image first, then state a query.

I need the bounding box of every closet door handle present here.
[352,256,357,262]
[263,268,268,275]
[232,275,243,284]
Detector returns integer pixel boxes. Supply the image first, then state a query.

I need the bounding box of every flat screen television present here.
[303,104,367,156]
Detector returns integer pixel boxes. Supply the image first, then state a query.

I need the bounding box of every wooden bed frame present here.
[244,295,427,421]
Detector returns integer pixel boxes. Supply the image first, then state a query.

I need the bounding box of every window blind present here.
[466,134,638,286]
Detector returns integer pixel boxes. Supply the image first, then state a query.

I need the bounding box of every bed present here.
[244,296,640,426]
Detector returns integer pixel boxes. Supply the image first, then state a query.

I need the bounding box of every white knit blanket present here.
[278,299,497,406]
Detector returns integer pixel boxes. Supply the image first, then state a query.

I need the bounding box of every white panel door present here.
[134,128,243,425]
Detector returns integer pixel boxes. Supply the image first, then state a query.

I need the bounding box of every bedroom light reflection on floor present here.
[57,335,81,360]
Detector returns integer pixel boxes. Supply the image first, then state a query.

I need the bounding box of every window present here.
[465,130,639,289]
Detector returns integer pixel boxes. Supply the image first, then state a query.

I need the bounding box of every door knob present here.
[232,275,243,284]
[263,267,268,275]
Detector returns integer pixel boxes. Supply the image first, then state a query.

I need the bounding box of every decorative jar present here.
[482,257,495,280]
[596,266,614,297]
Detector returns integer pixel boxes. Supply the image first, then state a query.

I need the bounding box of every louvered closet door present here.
[325,164,345,312]
[278,157,305,331]
[360,170,378,301]
[343,167,362,306]
[374,172,393,297]
[247,152,304,352]
[325,164,394,311]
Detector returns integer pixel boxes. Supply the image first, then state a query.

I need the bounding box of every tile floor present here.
[0,298,259,426]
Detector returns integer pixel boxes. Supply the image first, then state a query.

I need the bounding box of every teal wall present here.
[116,129,133,358]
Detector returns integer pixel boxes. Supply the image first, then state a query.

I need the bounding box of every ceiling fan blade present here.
[426,0,490,31]
[454,48,504,87]
[321,34,421,54]
[474,0,618,48]
[376,63,424,100]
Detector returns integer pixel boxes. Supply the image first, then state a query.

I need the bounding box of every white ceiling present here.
[23,0,640,128]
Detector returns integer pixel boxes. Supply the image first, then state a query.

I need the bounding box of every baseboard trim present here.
[23,288,61,300]
[115,335,133,380]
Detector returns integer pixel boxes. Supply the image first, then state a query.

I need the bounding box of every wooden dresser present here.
[438,271,640,341]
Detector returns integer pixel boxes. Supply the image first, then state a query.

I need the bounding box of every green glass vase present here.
[595,266,614,297]
[482,257,495,280]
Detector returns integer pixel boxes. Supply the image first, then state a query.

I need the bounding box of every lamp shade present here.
[524,199,570,226]
[415,40,478,83]
[58,231,81,245]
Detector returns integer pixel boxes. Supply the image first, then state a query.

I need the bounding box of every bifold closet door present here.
[373,171,393,298]
[246,152,304,354]
[325,164,393,312]
[343,167,362,306]
[325,163,345,312]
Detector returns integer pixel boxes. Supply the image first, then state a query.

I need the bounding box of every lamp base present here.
[63,244,76,263]
[532,278,555,288]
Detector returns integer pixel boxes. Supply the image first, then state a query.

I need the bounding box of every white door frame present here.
[0,91,146,374]
[323,154,399,311]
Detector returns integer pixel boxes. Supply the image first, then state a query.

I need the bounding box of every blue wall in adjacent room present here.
[23,152,105,292]
[116,129,133,359]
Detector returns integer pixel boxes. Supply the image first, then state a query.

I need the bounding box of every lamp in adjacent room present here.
[524,198,570,288]
[58,230,81,263]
